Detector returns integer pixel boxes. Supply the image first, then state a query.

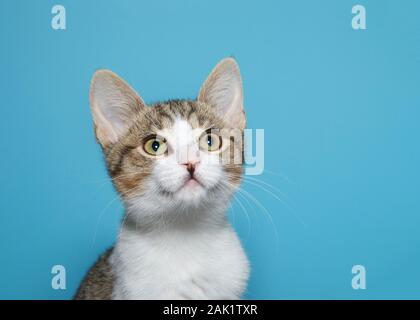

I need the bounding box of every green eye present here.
[143,137,168,156]
[199,132,222,152]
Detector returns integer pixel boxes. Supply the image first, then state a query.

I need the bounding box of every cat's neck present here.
[121,201,230,234]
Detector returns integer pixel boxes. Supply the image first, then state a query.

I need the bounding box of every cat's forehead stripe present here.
[151,100,209,130]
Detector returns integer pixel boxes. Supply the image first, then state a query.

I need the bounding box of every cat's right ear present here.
[198,58,246,130]
[89,70,145,147]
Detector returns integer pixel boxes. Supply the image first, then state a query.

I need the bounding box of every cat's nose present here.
[183,161,199,176]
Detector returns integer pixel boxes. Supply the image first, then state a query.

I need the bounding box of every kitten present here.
[75,58,250,300]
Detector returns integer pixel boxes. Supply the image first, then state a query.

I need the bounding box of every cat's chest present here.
[111,227,249,299]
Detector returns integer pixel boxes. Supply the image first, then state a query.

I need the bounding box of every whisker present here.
[242,176,292,202]
[91,184,139,246]
[215,182,252,241]
[260,169,297,186]
[220,180,281,252]
[240,175,305,227]
[241,179,293,210]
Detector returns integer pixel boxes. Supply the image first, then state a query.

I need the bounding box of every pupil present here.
[207,135,213,146]
[152,141,160,152]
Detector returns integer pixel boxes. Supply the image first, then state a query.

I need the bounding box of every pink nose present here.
[182,161,199,176]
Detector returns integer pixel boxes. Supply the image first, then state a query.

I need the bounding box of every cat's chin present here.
[173,181,207,204]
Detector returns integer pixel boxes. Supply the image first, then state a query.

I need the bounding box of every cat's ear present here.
[89,70,145,146]
[198,58,245,130]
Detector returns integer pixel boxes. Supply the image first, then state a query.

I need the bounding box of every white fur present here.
[110,119,250,299]
[111,216,249,300]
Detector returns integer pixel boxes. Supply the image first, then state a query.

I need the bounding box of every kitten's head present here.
[89,58,246,220]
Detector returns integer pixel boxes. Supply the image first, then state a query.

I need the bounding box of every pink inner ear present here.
[90,70,145,146]
[198,58,245,129]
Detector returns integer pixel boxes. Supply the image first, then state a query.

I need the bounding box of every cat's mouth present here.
[156,175,206,198]
[183,177,204,189]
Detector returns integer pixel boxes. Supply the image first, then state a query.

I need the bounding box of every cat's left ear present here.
[198,58,246,130]
[89,70,146,147]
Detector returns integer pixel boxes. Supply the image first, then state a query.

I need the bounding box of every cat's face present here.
[89,58,246,217]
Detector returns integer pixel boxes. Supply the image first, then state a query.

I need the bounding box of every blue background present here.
[1,0,419,299]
